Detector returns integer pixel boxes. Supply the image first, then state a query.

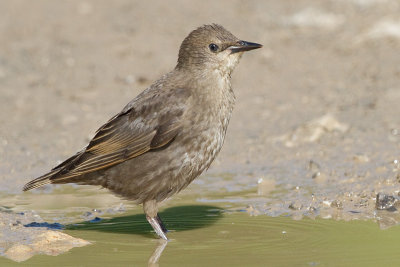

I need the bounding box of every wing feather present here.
[23,86,190,191]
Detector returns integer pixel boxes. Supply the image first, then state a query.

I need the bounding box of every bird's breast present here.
[178,84,235,177]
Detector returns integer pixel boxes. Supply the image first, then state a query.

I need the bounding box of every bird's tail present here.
[23,169,59,191]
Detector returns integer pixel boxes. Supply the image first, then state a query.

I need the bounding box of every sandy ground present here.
[1,0,400,261]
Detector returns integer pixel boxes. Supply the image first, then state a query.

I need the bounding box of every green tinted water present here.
[2,194,400,266]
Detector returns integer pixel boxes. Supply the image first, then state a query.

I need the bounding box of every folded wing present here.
[23,87,189,191]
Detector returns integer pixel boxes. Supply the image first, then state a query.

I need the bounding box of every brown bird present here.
[23,24,262,240]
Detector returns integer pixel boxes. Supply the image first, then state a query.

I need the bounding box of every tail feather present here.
[24,151,86,191]
[23,169,59,191]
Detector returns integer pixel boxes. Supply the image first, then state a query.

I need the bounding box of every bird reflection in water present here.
[148,239,168,267]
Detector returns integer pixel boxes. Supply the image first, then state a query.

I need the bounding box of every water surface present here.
[2,188,400,266]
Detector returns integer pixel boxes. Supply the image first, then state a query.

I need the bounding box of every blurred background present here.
[1,0,400,244]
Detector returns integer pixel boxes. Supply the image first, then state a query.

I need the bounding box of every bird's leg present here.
[144,200,168,240]
[156,213,168,233]
[147,216,168,240]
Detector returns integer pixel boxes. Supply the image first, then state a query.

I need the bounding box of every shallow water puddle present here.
[2,195,400,266]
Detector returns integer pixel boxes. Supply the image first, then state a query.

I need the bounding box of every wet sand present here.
[1,0,400,263]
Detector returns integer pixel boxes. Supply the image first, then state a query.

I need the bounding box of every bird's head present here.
[176,24,262,76]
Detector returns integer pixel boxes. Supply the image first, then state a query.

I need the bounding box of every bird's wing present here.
[52,111,158,179]
[23,87,190,190]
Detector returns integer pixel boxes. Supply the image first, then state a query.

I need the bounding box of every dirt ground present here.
[1,0,400,261]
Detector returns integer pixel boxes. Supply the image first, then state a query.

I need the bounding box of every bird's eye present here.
[209,43,219,52]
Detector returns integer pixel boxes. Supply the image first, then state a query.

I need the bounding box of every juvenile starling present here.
[23,24,262,240]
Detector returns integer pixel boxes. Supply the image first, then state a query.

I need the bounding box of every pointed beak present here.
[228,41,263,54]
